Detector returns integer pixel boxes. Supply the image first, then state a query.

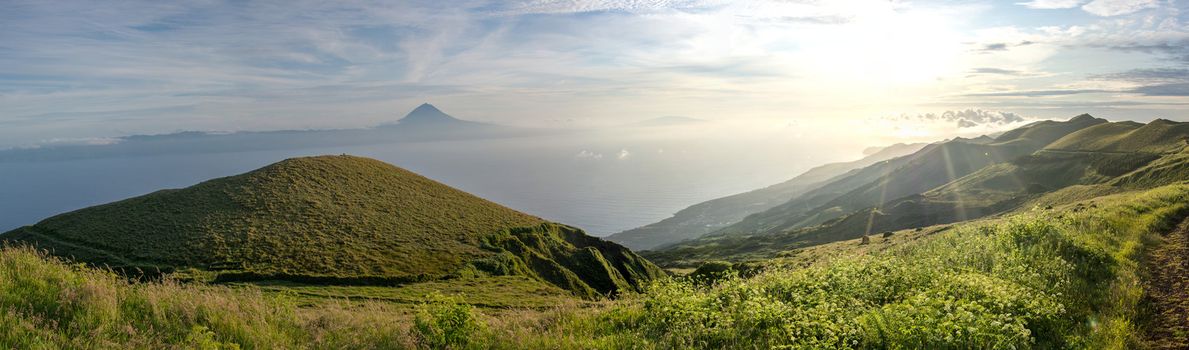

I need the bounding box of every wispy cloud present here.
[1092,68,1189,84]
[961,89,1114,97]
[1132,83,1189,96]
[968,67,1026,76]
[975,41,1036,52]
[1092,68,1189,96]
[484,0,711,16]
[576,150,604,159]
[0,0,1186,148]
[887,109,1030,129]
[1017,0,1085,9]
[1016,0,1161,16]
[1080,0,1160,16]
[1102,40,1189,64]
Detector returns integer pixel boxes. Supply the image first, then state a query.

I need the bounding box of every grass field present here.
[4,184,1186,349]
[246,276,581,309]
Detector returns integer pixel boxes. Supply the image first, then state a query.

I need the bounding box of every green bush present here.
[412,292,485,349]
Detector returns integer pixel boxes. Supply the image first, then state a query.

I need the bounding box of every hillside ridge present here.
[3,155,663,298]
[608,142,927,250]
[646,115,1189,265]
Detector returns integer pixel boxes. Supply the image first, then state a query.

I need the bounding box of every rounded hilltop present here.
[4,155,663,298]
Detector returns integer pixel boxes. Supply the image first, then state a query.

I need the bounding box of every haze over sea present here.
[0,130,851,236]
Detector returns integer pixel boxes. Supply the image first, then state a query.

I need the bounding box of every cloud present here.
[968,67,1025,75]
[1,0,1188,147]
[484,0,710,16]
[888,109,1030,129]
[1017,0,1084,9]
[1091,68,1189,96]
[1080,0,1160,16]
[981,43,1009,51]
[1092,68,1189,83]
[616,149,631,160]
[576,150,604,159]
[1104,40,1189,64]
[962,89,1112,97]
[7,137,122,150]
[974,41,1036,53]
[928,93,1189,107]
[764,15,854,25]
[488,0,876,25]
[1131,83,1189,96]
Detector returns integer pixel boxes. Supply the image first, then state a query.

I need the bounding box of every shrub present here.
[687,261,734,284]
[412,292,485,349]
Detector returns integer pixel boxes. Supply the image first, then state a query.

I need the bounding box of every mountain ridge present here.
[709,114,1107,238]
[607,142,928,250]
[643,114,1174,265]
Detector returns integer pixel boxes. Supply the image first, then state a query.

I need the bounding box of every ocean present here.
[0,130,853,237]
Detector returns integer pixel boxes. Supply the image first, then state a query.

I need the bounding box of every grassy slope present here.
[0,245,413,349]
[517,184,1189,349]
[648,115,1112,263]
[6,184,1186,349]
[710,115,1106,240]
[246,276,579,309]
[8,155,544,277]
[1047,119,1189,153]
[3,155,664,298]
[608,142,926,250]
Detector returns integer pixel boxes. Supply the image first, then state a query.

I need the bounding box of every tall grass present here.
[3,184,1186,349]
[490,184,1189,349]
[0,245,413,349]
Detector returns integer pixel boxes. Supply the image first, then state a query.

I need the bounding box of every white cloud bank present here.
[1081,0,1160,16]
[1017,0,1084,9]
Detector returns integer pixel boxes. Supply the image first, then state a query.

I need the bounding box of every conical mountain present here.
[398,103,472,126]
[3,155,663,298]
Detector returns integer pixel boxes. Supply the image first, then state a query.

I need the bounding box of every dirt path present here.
[1145,216,1189,349]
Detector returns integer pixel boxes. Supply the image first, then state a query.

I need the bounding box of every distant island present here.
[0,104,545,162]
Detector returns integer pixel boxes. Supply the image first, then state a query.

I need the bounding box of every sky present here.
[2,0,1188,149]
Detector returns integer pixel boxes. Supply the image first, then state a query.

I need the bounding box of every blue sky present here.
[1,0,1187,148]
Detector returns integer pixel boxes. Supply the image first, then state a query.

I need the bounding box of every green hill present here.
[1046,118,1189,153]
[2,155,663,298]
[607,142,926,250]
[705,114,1106,240]
[920,118,1189,209]
[644,115,1189,265]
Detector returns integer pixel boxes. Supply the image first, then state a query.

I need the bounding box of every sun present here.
[802,9,964,85]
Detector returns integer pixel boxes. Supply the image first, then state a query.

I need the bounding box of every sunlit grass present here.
[3,184,1186,348]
